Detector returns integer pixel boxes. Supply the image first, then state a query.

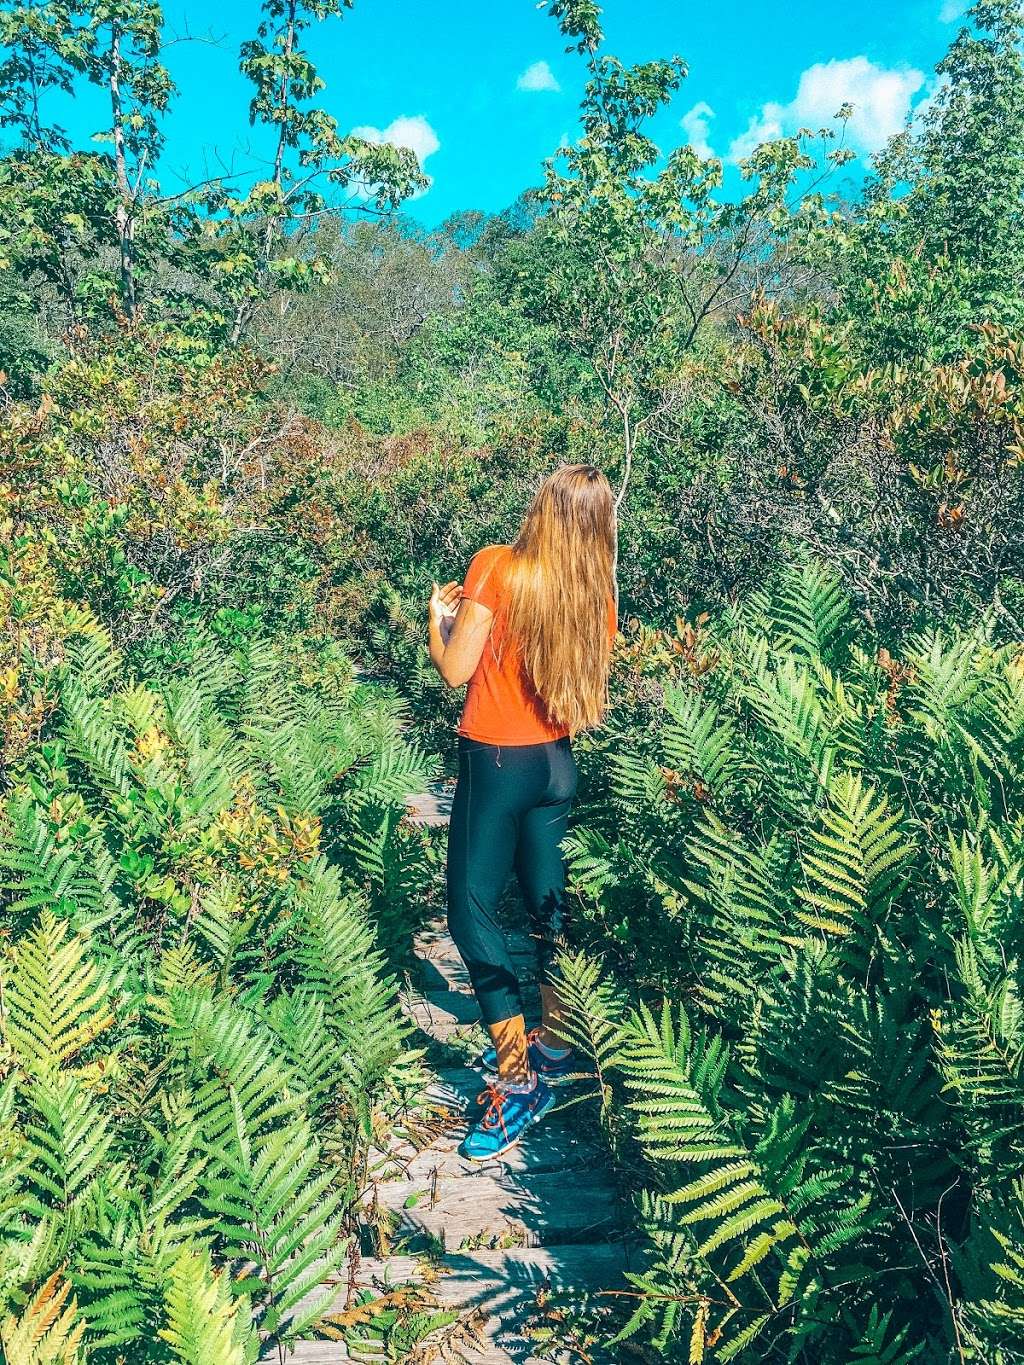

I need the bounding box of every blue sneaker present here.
[478,1029,577,1084]
[460,1076,555,1161]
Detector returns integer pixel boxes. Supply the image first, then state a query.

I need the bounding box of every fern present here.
[549,951,628,1110]
[794,772,910,960]
[848,1305,925,1363]
[21,1070,113,1216]
[203,1102,349,1346]
[565,571,1024,1360]
[159,1247,257,1365]
[3,913,114,1075]
[661,685,743,806]
[769,558,853,665]
[620,1003,874,1359]
[0,626,435,1363]
[0,1273,86,1364]
[0,794,123,936]
[286,861,411,1131]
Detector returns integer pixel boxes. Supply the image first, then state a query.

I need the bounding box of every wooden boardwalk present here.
[281,787,628,1362]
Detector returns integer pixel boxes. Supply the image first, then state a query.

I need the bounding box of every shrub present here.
[559,559,1024,1362]
[0,635,435,1358]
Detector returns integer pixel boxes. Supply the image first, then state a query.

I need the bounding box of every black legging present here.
[446,736,577,1026]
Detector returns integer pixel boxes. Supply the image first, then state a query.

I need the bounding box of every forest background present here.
[3,0,1024,1361]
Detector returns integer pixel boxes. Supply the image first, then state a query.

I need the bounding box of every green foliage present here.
[0,637,435,1358]
[530,0,852,509]
[563,560,1024,1359]
[3,3,1024,1361]
[159,1248,258,1365]
[905,0,1024,328]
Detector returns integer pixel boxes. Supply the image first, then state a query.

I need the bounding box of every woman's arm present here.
[428,580,493,688]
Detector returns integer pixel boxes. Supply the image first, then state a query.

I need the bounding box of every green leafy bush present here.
[558,560,1024,1361]
[0,636,435,1358]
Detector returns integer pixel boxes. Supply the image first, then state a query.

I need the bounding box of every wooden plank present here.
[371,1069,601,1184]
[281,1244,630,1363]
[365,1166,620,1248]
[416,926,536,962]
[383,1245,629,1350]
[405,787,453,826]
[384,1120,599,1181]
[413,927,540,1000]
[402,991,484,1046]
[406,1014,485,1044]
[409,988,482,1026]
[278,814,621,1365]
[371,1113,601,1184]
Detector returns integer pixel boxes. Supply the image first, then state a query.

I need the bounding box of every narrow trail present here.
[288,785,629,1363]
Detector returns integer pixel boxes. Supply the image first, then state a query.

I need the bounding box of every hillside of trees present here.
[2,0,1024,1360]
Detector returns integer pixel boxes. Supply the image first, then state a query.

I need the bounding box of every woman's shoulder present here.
[469,543,512,567]
[466,543,512,581]
[463,544,512,608]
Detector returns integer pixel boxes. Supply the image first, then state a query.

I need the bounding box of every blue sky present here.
[48,0,973,224]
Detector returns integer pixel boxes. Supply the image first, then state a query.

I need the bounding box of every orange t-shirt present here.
[457,544,616,746]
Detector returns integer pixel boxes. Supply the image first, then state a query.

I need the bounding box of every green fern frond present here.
[549,950,628,1107]
[203,1102,348,1345]
[159,1247,257,1365]
[0,793,124,935]
[795,772,910,953]
[849,1305,925,1362]
[661,686,743,804]
[3,913,113,1074]
[771,558,853,665]
[22,1070,113,1214]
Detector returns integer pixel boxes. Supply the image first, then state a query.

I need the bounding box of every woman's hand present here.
[429,581,462,641]
[428,579,492,687]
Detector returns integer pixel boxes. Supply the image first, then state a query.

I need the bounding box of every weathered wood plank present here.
[417,946,537,999]
[405,987,549,1043]
[405,787,454,826]
[366,1165,620,1248]
[280,1244,630,1363]
[383,1121,599,1181]
[416,924,536,961]
[277,865,621,1364]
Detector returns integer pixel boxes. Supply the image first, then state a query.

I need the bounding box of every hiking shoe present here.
[459,1076,555,1161]
[478,1029,577,1084]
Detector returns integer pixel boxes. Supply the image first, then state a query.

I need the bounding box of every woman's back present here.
[426,464,617,1162]
[457,542,617,747]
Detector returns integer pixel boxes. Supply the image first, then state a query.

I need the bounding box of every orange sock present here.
[488,1014,530,1084]
[537,983,570,1052]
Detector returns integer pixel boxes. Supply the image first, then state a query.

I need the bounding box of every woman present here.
[427,464,617,1160]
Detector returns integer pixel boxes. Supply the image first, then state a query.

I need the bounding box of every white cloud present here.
[680,101,716,159]
[728,56,926,164]
[517,60,560,93]
[350,115,440,197]
[939,0,969,21]
[729,107,786,163]
[352,114,440,167]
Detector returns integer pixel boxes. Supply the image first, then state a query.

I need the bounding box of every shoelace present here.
[476,1082,510,1140]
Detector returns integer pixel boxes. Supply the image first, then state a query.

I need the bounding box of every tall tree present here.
[224,0,427,343]
[831,0,1024,362]
[0,0,82,151]
[77,1,174,320]
[918,0,1024,321]
[0,3,118,323]
[534,0,849,508]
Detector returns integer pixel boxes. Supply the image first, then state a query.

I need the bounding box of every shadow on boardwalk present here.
[280,786,630,1362]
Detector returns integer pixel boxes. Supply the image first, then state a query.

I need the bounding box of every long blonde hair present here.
[503,464,617,735]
